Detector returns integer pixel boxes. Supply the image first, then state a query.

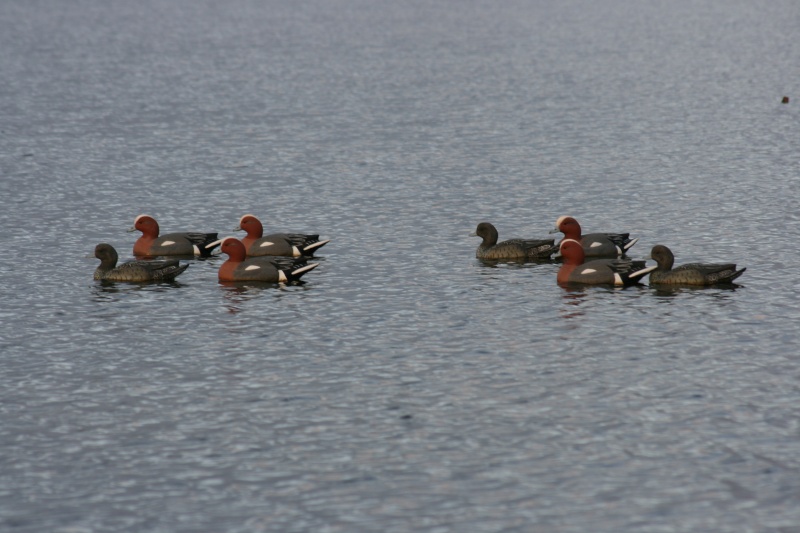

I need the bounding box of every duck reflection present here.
[218,280,308,314]
[559,285,588,320]
[650,283,742,299]
[91,279,186,301]
[476,257,557,269]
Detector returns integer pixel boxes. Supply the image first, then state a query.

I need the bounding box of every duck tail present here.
[622,237,639,252]
[162,263,189,281]
[199,234,221,256]
[285,263,319,281]
[205,238,223,250]
[542,243,559,257]
[271,257,308,270]
[302,239,331,255]
[625,264,657,284]
[728,267,746,282]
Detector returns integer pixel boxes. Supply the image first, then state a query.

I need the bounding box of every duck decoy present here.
[648,245,746,285]
[557,239,655,286]
[93,243,188,282]
[472,222,557,260]
[551,216,638,257]
[218,237,319,282]
[129,214,220,257]
[232,214,330,257]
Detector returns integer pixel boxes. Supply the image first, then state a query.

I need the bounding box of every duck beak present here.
[233,225,242,231]
[548,227,560,234]
[127,226,137,233]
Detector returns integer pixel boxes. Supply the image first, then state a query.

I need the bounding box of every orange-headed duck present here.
[218,237,319,282]
[551,216,638,257]
[557,239,655,286]
[129,214,219,257]
[232,214,330,257]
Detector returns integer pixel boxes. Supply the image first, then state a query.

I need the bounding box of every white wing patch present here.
[613,273,623,285]
[589,241,603,248]
[161,240,176,246]
[245,265,261,271]
[258,241,275,247]
[580,268,597,275]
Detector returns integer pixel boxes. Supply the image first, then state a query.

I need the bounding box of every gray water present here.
[2,1,799,531]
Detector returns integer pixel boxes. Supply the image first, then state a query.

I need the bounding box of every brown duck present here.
[648,245,745,285]
[94,243,188,282]
[472,222,557,260]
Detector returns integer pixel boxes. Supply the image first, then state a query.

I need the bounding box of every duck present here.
[550,216,638,257]
[232,214,330,257]
[129,214,220,257]
[218,237,319,282]
[93,243,188,282]
[472,222,557,260]
[648,245,746,285]
[557,239,655,286]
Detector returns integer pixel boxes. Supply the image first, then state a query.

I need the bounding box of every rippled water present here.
[2,0,799,531]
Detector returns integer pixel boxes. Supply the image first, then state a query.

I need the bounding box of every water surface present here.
[1,1,799,531]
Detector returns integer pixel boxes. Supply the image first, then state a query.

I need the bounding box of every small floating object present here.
[557,239,655,286]
[472,221,557,260]
[217,237,319,282]
[129,214,219,257]
[550,216,638,257]
[93,243,188,282]
[231,214,330,257]
[648,245,745,285]
[782,96,789,104]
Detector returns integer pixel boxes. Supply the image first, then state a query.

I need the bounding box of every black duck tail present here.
[301,239,331,256]
[623,265,657,285]
[270,256,309,270]
[183,233,221,256]
[622,237,639,252]
[283,234,320,247]
[197,234,221,256]
[284,263,319,282]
